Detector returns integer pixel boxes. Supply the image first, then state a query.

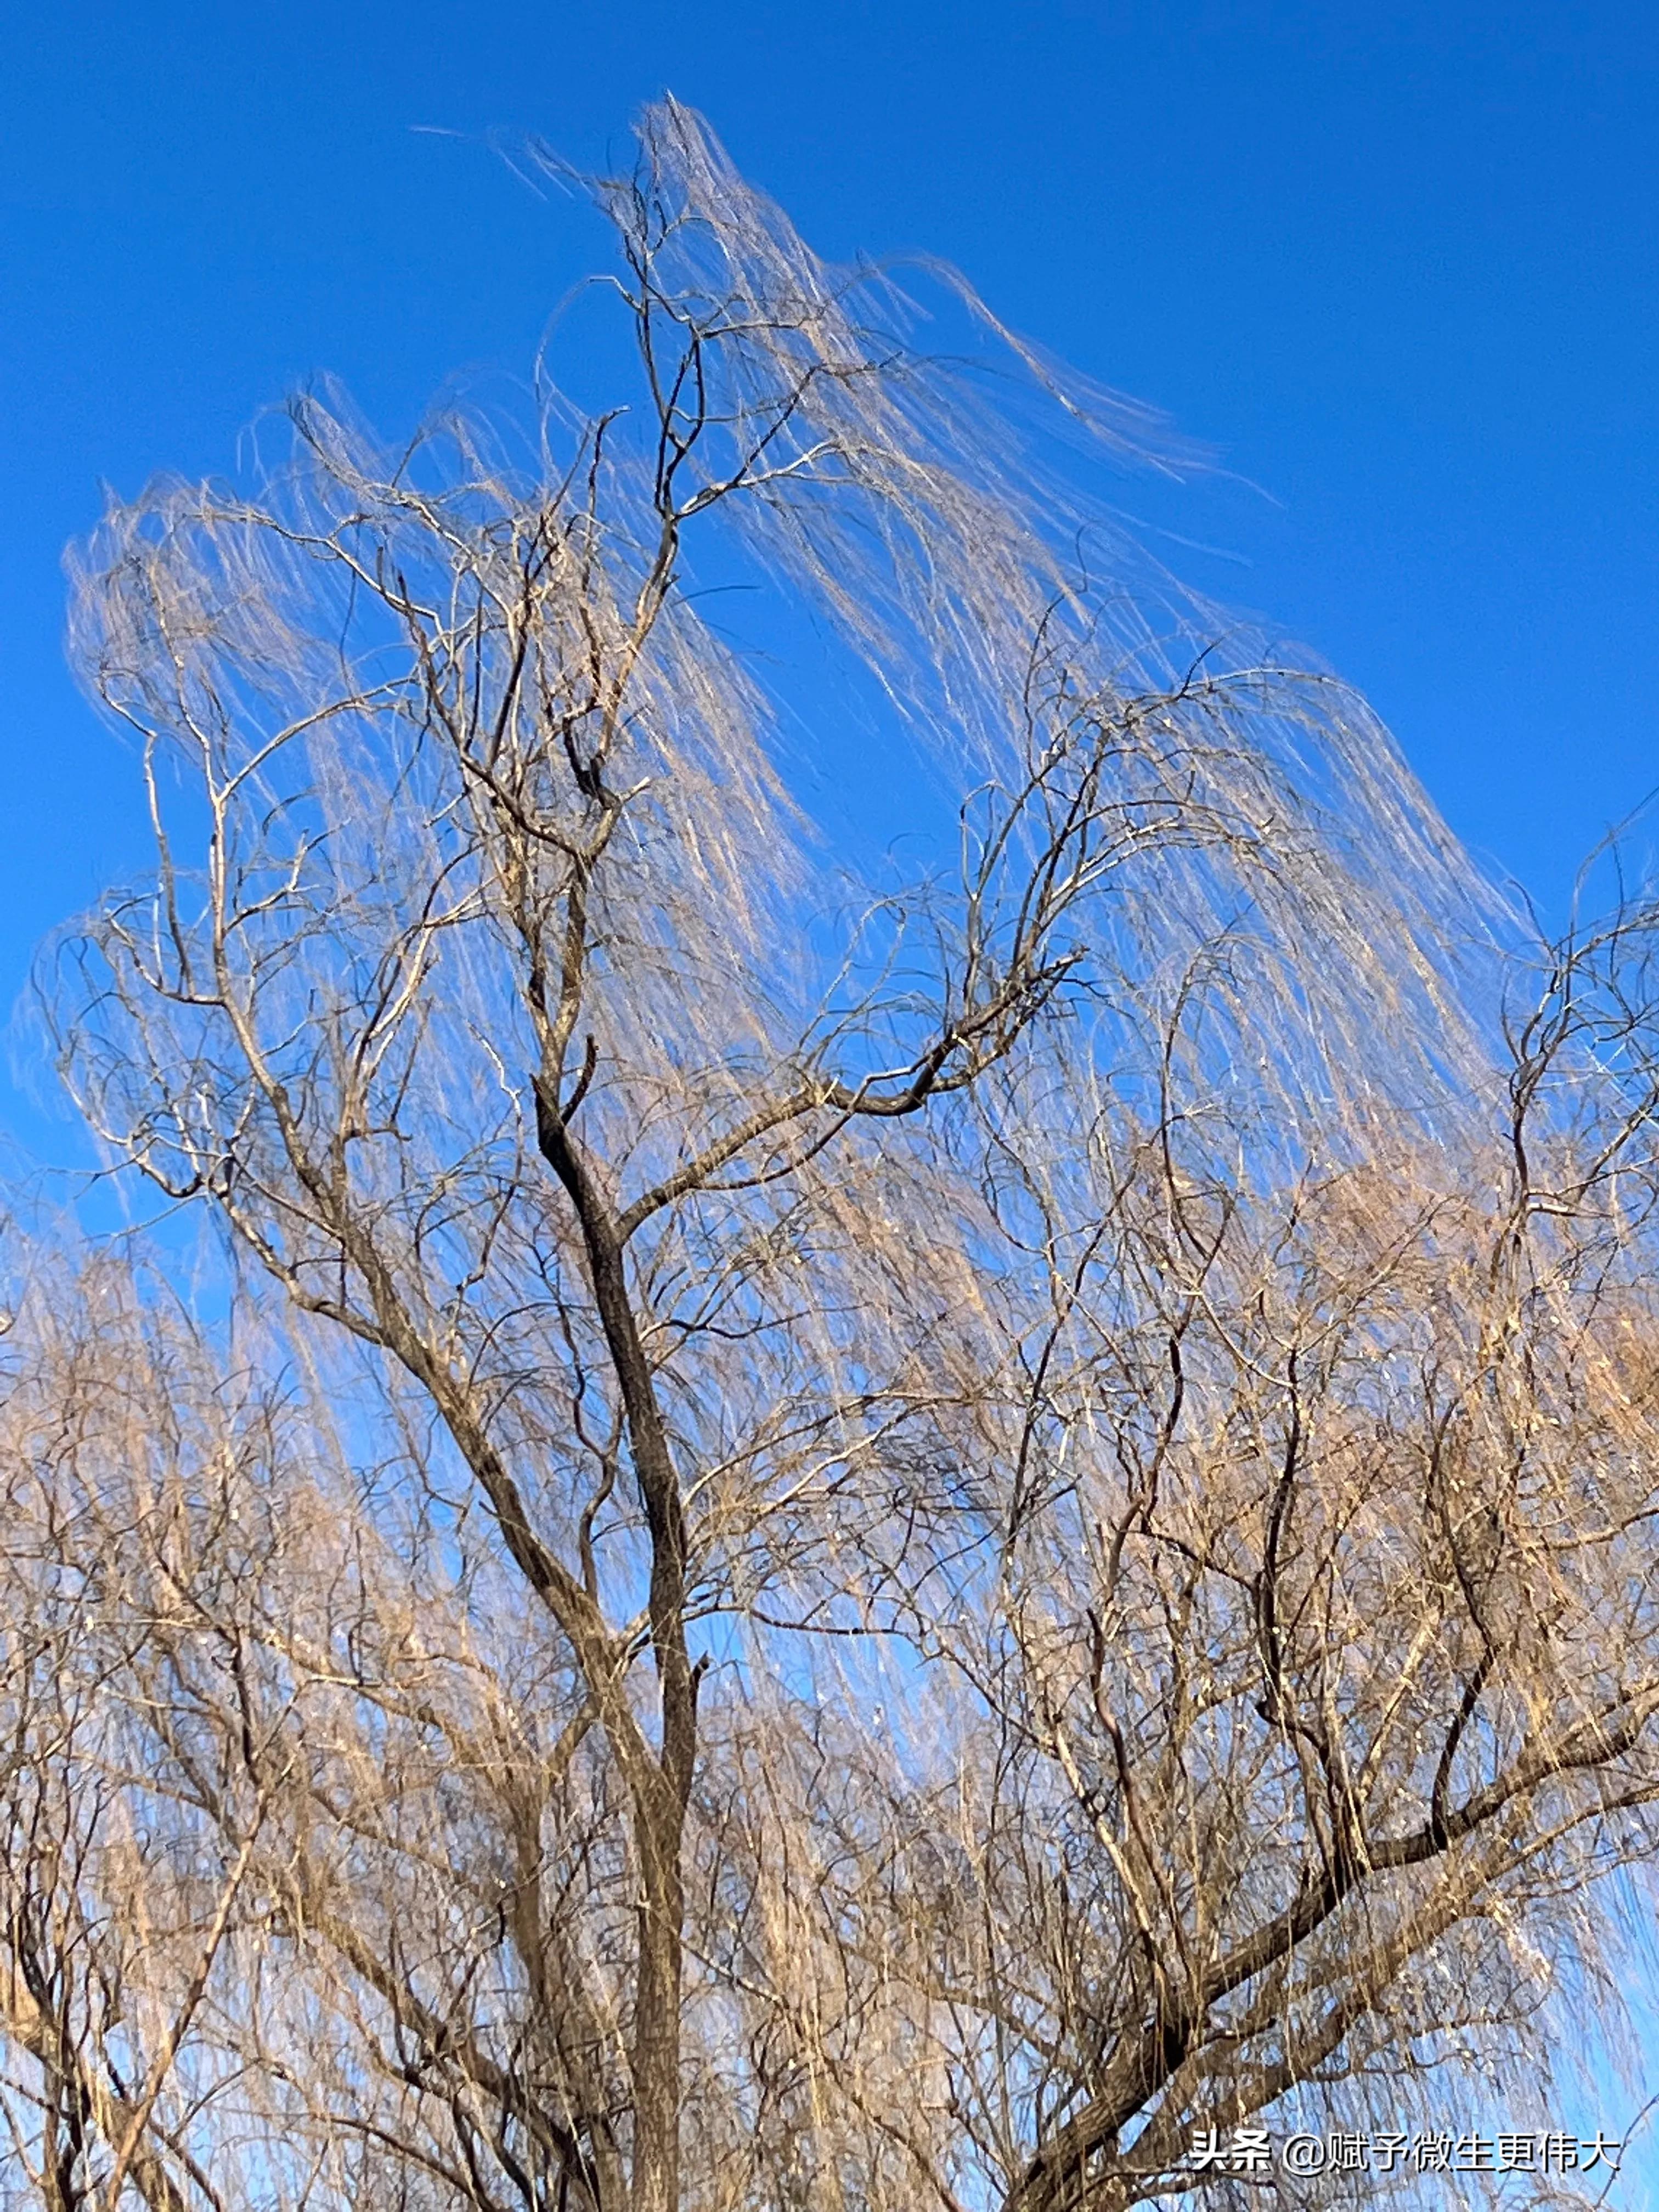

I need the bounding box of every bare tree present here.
[29,98,1659,2210]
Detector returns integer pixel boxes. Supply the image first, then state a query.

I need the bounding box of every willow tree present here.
[35,99,1659,2211]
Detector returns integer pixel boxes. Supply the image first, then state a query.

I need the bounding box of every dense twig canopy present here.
[9,98,1659,2212]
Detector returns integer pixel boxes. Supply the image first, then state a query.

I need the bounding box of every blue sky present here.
[5,0,1658,1001]
[4,0,1659,2182]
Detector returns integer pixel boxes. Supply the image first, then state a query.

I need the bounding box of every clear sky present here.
[4,0,1659,2177]
[5,0,1658,990]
